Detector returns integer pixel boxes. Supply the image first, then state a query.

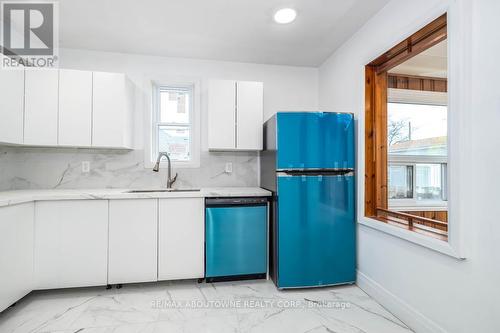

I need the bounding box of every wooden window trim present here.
[369,14,447,74]
[364,14,448,240]
[364,67,388,216]
[388,74,447,92]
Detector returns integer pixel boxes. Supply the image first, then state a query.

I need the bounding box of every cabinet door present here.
[34,200,108,289]
[158,198,204,280]
[108,199,157,284]
[24,68,59,145]
[0,203,34,312]
[92,72,134,148]
[58,69,92,146]
[208,80,236,150]
[236,81,263,150]
[0,60,24,144]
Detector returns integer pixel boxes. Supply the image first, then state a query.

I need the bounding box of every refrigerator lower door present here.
[276,174,355,288]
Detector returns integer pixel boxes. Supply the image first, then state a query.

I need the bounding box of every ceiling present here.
[389,40,447,78]
[59,0,390,67]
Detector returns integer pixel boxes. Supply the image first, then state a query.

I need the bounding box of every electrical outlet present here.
[82,161,90,173]
[225,162,233,174]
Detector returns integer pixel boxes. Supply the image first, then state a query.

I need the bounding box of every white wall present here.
[319,0,500,332]
[0,49,318,190]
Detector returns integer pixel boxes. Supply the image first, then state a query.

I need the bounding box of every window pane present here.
[158,125,190,162]
[388,103,447,156]
[415,164,442,200]
[160,89,190,124]
[388,165,413,199]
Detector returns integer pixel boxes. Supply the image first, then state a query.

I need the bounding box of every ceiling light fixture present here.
[274,8,297,24]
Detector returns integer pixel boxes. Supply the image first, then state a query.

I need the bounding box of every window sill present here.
[358,216,465,260]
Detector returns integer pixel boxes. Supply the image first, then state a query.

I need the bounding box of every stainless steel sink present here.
[126,189,200,193]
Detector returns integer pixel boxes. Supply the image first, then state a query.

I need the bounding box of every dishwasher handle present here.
[206,197,268,207]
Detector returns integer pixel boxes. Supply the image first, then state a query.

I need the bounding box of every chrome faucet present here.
[153,152,178,188]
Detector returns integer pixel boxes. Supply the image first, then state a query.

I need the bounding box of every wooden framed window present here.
[364,14,448,240]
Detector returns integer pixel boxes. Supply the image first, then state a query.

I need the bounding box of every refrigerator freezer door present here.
[276,175,355,288]
[276,112,354,170]
[205,206,267,278]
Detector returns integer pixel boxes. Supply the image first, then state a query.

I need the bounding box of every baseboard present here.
[357,271,447,333]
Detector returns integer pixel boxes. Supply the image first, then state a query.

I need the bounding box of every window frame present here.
[365,15,451,236]
[147,80,201,168]
[362,7,469,259]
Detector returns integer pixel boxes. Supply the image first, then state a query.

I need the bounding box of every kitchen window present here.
[151,83,200,167]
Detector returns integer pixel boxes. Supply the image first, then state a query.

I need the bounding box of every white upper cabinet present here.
[208,79,263,151]
[58,69,92,147]
[208,80,236,150]
[24,68,59,145]
[0,67,135,149]
[0,58,24,144]
[236,81,264,150]
[92,71,134,149]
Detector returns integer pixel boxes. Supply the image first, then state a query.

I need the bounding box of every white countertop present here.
[0,187,272,208]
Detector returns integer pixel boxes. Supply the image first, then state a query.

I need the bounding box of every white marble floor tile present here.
[0,280,413,333]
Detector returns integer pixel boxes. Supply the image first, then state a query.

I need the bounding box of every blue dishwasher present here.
[205,197,268,282]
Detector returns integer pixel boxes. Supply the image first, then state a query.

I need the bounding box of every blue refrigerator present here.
[260,112,355,289]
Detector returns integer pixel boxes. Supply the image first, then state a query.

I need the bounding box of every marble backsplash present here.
[0,147,259,191]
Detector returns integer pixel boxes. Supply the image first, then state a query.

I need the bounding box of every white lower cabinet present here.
[0,203,34,312]
[108,199,158,284]
[34,200,108,289]
[0,196,207,308]
[158,198,205,280]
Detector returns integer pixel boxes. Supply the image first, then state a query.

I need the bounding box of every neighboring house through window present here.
[387,99,448,208]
